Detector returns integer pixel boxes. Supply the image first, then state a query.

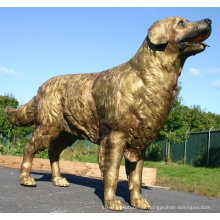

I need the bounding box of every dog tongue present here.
[190,34,210,47]
[191,31,210,44]
[192,35,204,42]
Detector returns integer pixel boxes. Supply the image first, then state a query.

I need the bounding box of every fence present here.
[148,129,220,167]
[1,128,220,167]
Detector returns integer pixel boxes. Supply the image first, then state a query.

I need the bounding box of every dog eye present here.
[178,20,185,27]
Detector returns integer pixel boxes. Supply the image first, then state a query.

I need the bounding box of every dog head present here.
[148,17,212,57]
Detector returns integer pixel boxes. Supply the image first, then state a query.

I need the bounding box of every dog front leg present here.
[103,131,126,211]
[125,149,151,210]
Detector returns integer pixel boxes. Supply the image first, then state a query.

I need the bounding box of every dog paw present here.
[130,197,151,210]
[52,177,70,187]
[105,199,124,211]
[20,176,36,186]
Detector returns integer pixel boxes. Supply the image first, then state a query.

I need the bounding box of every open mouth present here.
[178,30,211,49]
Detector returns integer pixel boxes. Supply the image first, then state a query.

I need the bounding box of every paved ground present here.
[0,166,219,213]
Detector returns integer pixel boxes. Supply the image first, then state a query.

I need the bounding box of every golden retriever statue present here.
[6,17,211,211]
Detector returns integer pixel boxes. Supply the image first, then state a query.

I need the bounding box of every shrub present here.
[194,155,206,167]
[146,143,163,161]
[60,140,98,161]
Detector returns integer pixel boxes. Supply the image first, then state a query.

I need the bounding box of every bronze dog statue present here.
[6,17,211,211]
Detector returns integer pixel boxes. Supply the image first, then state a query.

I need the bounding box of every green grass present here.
[69,154,98,163]
[60,152,220,198]
[1,140,219,198]
[60,143,98,163]
[144,161,220,197]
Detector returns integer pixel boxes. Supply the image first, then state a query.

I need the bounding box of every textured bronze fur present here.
[6,17,211,210]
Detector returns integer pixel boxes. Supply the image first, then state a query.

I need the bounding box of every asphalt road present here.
[0,166,219,213]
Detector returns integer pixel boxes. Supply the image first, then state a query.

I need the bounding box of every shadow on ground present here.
[31,171,152,206]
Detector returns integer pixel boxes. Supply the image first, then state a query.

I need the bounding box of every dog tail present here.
[5,97,36,127]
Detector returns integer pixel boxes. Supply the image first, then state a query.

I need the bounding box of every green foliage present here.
[0,95,33,157]
[183,105,219,132]
[0,95,33,142]
[194,155,203,167]
[176,158,185,165]
[0,139,23,156]
[0,95,18,140]
[158,84,220,143]
[35,150,49,159]
[0,94,19,108]
[158,84,190,143]
[144,161,220,197]
[60,140,98,162]
[146,143,163,161]
[1,88,220,161]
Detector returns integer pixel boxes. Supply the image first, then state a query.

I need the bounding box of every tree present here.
[0,95,33,141]
[158,84,190,143]
[205,111,220,130]
[0,95,19,140]
[183,105,216,132]
[157,84,220,144]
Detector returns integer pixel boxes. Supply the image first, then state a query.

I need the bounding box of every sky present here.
[0,7,220,114]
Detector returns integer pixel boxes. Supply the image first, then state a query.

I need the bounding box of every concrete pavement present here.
[0,166,219,213]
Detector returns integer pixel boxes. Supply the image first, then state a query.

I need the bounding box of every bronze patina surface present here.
[6,17,211,211]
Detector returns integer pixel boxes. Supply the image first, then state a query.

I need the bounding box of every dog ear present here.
[148,19,171,45]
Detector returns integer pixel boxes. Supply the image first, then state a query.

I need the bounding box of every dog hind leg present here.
[20,125,60,186]
[48,133,75,187]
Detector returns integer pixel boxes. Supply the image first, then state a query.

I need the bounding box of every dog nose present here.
[204,18,212,25]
